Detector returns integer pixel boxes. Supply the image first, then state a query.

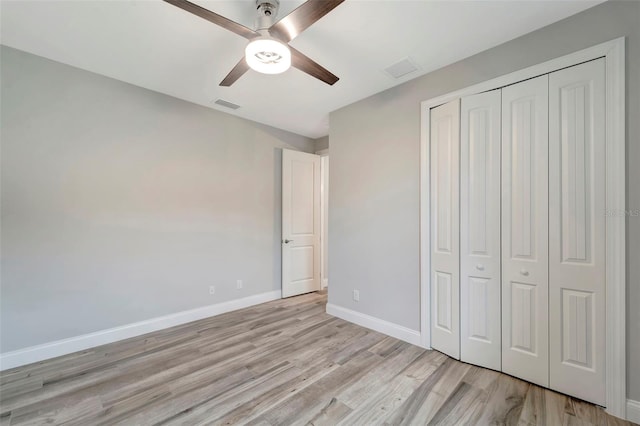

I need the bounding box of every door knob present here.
[520,269,529,276]
[283,239,293,244]
[476,264,485,271]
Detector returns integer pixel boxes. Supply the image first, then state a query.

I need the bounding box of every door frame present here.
[419,37,626,417]
[317,151,329,289]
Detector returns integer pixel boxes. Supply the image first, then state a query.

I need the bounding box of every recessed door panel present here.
[435,271,453,331]
[291,161,315,236]
[561,289,595,368]
[510,282,537,354]
[467,277,491,341]
[460,90,501,371]
[549,58,605,405]
[430,99,460,359]
[501,75,549,387]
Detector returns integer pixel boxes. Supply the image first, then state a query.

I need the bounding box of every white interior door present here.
[430,99,461,359]
[501,75,549,387]
[549,58,606,405]
[282,149,321,298]
[460,89,502,371]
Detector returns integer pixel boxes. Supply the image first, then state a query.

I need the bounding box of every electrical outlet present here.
[209,285,216,295]
[236,279,243,290]
[353,289,360,302]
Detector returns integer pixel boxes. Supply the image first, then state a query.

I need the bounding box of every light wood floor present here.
[0,292,634,426]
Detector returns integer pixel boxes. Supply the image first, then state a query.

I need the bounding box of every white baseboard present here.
[627,399,640,423]
[326,303,421,346]
[0,290,281,371]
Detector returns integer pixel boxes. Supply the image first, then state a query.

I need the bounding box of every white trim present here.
[315,148,329,156]
[0,290,282,371]
[326,303,421,346]
[627,400,640,424]
[420,37,626,418]
[604,37,627,419]
[419,93,431,349]
[320,155,329,292]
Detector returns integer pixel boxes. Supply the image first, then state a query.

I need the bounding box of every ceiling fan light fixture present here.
[245,37,291,74]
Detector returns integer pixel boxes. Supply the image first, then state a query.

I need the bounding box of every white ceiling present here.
[1,0,603,138]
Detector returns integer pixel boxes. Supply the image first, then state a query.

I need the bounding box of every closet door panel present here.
[549,58,606,405]
[460,90,501,370]
[501,75,549,387]
[430,99,461,359]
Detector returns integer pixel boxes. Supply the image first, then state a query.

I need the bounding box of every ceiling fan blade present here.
[220,57,250,87]
[164,0,259,40]
[269,0,345,43]
[290,47,339,86]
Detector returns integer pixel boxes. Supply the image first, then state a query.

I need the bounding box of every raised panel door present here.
[549,58,606,405]
[460,89,502,370]
[430,99,461,359]
[501,75,549,387]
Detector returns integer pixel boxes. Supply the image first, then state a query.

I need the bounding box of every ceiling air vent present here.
[384,57,420,79]
[214,99,241,110]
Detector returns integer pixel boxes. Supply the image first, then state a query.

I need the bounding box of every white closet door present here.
[460,90,502,370]
[549,58,606,405]
[430,99,460,359]
[501,75,549,387]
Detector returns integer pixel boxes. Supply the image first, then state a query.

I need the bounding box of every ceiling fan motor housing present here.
[255,0,280,31]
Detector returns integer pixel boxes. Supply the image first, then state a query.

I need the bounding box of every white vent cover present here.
[384,57,420,79]
[214,99,241,110]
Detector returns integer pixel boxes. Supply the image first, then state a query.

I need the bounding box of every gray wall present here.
[328,0,640,400]
[0,46,314,352]
[314,136,329,152]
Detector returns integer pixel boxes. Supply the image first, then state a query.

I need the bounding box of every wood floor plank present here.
[0,292,633,426]
[337,343,424,409]
[430,359,472,399]
[338,375,422,425]
[400,350,448,381]
[0,413,10,426]
[305,397,352,426]
[518,385,567,426]
[158,362,301,425]
[108,367,255,425]
[0,343,204,415]
[474,374,530,425]
[10,395,103,426]
[0,376,43,401]
[99,343,256,409]
[249,350,385,426]
[427,381,487,425]
[212,358,341,425]
[382,357,453,425]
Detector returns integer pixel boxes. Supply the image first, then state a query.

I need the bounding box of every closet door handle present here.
[476,264,484,271]
[520,269,529,276]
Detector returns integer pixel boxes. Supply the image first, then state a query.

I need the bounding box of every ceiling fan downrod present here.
[255,0,280,32]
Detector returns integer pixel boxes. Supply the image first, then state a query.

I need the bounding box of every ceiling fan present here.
[164,0,345,86]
